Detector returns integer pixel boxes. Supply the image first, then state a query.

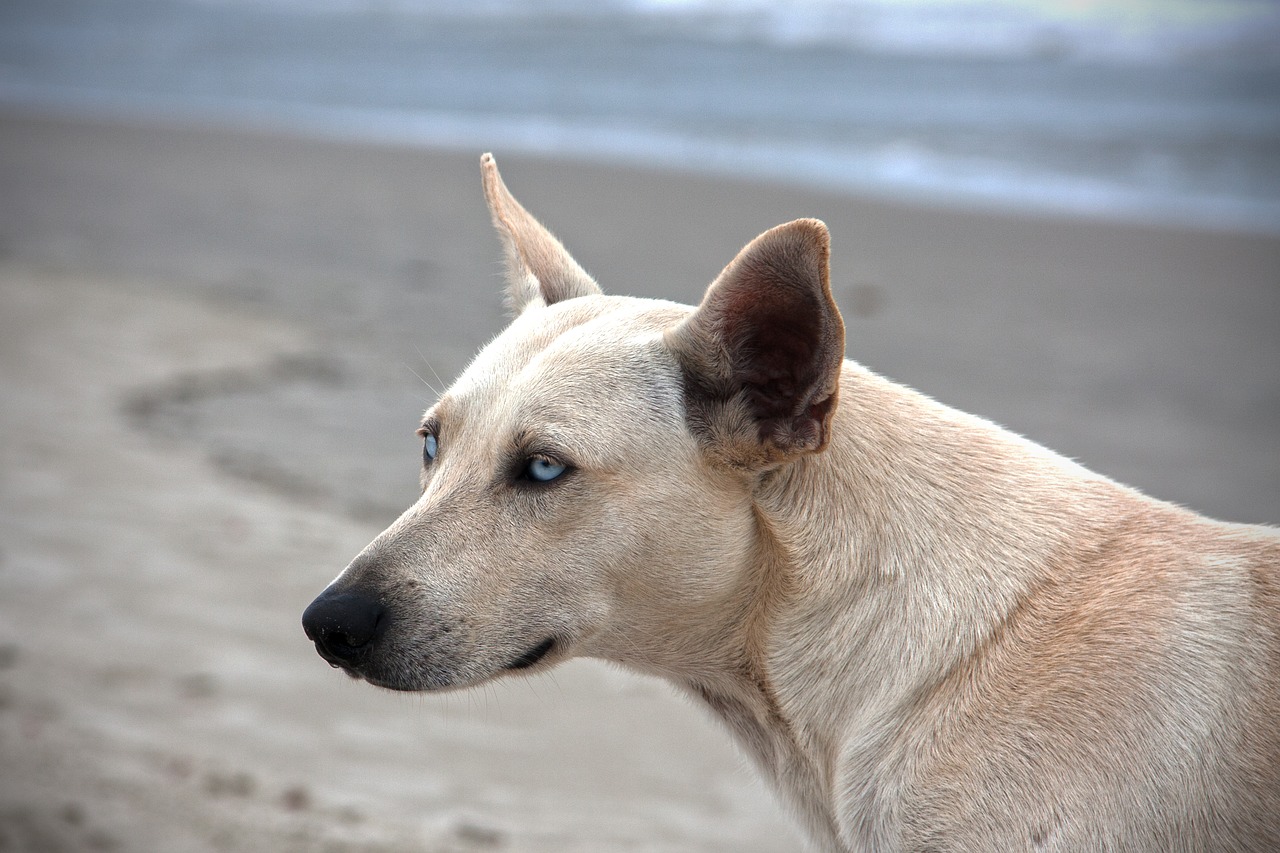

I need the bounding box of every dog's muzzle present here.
[302,588,388,671]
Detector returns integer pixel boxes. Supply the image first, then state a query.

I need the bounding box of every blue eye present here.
[525,456,567,482]
[423,432,438,463]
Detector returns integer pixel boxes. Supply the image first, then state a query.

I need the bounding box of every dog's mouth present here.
[315,635,560,691]
[372,637,557,691]
[506,637,556,670]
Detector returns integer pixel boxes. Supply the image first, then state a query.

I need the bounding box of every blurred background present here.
[1,1,1277,851]
[5,0,1280,228]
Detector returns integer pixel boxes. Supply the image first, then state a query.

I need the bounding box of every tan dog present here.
[303,154,1280,852]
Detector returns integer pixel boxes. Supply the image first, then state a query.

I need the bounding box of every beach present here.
[0,108,1277,851]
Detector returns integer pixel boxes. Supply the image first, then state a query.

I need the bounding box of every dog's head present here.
[303,154,844,691]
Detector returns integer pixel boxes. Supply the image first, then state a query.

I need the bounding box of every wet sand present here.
[1,108,1277,851]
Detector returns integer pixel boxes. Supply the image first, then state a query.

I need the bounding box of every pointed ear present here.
[481,153,602,312]
[669,219,845,468]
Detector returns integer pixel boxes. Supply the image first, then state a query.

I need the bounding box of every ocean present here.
[2,0,1278,232]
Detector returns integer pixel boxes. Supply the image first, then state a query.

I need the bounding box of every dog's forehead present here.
[450,295,689,402]
[428,295,693,460]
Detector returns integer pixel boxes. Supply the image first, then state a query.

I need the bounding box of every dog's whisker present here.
[412,344,447,395]
[402,361,440,398]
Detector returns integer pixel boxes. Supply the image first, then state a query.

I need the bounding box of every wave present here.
[6,80,1278,234]
[180,0,1280,66]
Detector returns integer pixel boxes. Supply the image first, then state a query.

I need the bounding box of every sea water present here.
[2,0,1277,232]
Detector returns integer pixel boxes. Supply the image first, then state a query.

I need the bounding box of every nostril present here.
[301,589,388,664]
[328,626,375,651]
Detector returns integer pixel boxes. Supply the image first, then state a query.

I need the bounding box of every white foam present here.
[179,0,1280,65]
[628,0,1280,61]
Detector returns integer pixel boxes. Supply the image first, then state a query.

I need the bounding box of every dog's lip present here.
[505,637,556,671]
[319,637,563,692]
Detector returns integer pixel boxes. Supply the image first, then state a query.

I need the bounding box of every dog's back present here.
[900,499,1280,851]
[750,362,1280,850]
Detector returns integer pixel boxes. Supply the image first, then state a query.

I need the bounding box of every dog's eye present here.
[524,455,567,483]
[423,432,438,464]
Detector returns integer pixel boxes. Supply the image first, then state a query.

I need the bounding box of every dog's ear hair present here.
[670,219,845,468]
[481,153,602,312]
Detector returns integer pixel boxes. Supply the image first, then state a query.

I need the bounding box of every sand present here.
[0,107,1276,852]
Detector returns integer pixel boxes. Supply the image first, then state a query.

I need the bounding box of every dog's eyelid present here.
[527,450,571,469]
[520,441,573,468]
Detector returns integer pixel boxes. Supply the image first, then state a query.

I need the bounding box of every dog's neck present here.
[679,362,1112,848]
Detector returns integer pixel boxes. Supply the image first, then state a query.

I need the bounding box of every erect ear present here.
[481,153,602,312]
[669,219,845,468]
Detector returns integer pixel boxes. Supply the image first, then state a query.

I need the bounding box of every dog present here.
[303,154,1280,852]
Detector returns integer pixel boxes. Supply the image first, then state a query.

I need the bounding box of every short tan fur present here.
[304,155,1280,852]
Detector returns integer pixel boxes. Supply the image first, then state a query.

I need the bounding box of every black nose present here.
[302,589,388,666]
